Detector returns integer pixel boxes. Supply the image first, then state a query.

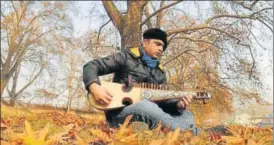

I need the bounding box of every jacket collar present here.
[128,47,164,72]
[128,47,141,58]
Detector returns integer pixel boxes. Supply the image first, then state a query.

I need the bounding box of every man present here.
[83,28,200,135]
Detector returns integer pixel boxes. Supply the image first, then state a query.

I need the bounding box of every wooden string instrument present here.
[88,81,211,111]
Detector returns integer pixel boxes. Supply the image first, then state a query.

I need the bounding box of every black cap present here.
[143,28,168,51]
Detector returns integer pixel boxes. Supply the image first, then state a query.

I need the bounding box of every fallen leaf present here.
[90,128,112,142]
[1,121,8,130]
[190,136,201,144]
[45,132,67,145]
[149,139,165,145]
[1,140,10,145]
[247,139,259,145]
[221,136,245,145]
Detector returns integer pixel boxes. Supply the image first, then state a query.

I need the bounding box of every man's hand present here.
[89,83,113,105]
[176,95,193,110]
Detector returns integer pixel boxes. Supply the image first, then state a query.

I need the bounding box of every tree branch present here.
[97,19,111,43]
[246,45,255,79]
[256,18,273,32]
[5,86,12,98]
[0,55,4,68]
[127,1,131,10]
[250,7,272,17]
[144,2,153,29]
[205,14,256,24]
[156,1,165,28]
[141,1,182,26]
[172,36,223,50]
[17,1,32,28]
[1,99,10,106]
[1,9,6,19]
[168,7,272,35]
[16,65,44,97]
[167,24,208,35]
[163,47,209,66]
[250,1,259,9]
[232,0,259,11]
[102,1,123,30]
[231,5,270,50]
[167,33,179,44]
[168,24,249,49]
[11,1,19,20]
[7,27,54,80]
[205,7,272,24]
[208,26,249,47]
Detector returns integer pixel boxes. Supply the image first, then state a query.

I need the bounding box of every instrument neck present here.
[140,88,197,101]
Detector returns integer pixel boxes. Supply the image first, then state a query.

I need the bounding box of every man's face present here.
[142,39,164,59]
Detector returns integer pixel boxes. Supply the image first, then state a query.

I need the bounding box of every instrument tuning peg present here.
[123,75,133,92]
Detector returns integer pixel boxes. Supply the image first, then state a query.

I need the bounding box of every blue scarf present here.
[140,47,159,68]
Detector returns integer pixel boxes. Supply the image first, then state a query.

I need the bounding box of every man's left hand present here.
[176,95,193,110]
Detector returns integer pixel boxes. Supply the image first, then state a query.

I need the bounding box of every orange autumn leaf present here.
[149,139,165,145]
[90,128,112,142]
[44,132,64,145]
[115,115,133,138]
[12,120,50,145]
[1,140,10,145]
[221,136,245,145]
[150,128,181,145]
[162,127,181,145]
[247,139,260,145]
[112,115,139,145]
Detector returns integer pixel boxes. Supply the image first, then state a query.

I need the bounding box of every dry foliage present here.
[1,106,272,145]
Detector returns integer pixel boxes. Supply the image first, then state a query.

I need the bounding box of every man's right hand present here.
[89,83,113,105]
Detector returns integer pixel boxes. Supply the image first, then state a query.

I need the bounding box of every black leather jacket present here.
[83,47,179,114]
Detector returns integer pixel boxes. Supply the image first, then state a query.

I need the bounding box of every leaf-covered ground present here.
[1,105,272,145]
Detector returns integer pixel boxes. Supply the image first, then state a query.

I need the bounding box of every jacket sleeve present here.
[156,74,181,114]
[83,51,127,92]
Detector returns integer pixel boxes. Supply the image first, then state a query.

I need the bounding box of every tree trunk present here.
[103,1,147,50]
[66,70,73,113]
[8,66,20,107]
[120,19,142,49]
[66,51,75,113]
[9,96,16,106]
[0,78,8,98]
[120,1,145,49]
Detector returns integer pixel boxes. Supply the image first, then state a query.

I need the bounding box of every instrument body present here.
[88,81,211,111]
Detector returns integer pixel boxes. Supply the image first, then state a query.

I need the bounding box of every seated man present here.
[83,28,200,135]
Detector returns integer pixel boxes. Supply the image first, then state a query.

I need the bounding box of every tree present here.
[1,1,73,102]
[5,58,45,106]
[102,1,181,49]
[99,1,273,116]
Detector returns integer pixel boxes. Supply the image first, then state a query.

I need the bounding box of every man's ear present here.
[142,39,149,46]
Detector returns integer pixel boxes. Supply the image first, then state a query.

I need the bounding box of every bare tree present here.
[102,1,181,49]
[5,59,45,106]
[98,1,273,115]
[1,1,73,100]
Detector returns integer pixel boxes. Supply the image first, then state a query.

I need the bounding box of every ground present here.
[1,104,273,145]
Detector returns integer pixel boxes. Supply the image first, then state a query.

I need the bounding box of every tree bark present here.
[103,1,147,49]
[0,77,8,98]
[9,66,20,106]
[156,1,165,28]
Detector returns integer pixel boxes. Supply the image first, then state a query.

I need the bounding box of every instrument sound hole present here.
[122,97,133,106]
